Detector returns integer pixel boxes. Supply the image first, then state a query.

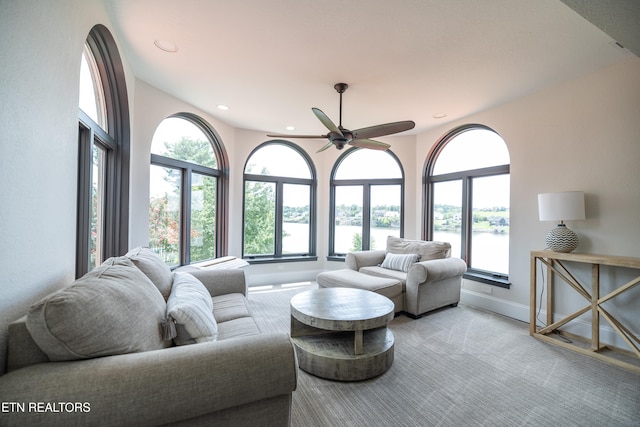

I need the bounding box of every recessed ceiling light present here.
[154,39,178,53]
[217,104,230,111]
[433,113,447,119]
[286,126,295,131]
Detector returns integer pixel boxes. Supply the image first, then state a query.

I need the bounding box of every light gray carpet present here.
[247,283,640,427]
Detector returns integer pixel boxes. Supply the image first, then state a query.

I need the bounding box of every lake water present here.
[283,223,509,274]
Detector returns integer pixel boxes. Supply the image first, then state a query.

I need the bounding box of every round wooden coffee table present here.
[290,287,395,381]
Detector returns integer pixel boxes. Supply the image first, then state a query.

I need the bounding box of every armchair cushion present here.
[167,272,218,345]
[26,256,170,361]
[386,236,451,260]
[380,252,420,272]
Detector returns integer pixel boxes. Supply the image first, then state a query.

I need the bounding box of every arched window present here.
[77,25,129,277]
[424,124,510,286]
[242,141,317,261]
[150,114,228,267]
[329,148,404,258]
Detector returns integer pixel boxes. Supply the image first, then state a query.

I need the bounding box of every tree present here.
[243,180,275,255]
[350,232,376,252]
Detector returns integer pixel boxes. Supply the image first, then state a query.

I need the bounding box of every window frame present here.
[328,148,405,260]
[149,113,229,267]
[76,25,130,278]
[423,124,510,288]
[241,140,317,263]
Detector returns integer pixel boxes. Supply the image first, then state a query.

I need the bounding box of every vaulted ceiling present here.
[104,0,638,140]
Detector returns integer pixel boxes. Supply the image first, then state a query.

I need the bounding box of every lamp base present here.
[545,224,579,253]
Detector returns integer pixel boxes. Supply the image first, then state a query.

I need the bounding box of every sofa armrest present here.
[345,250,386,271]
[187,268,248,297]
[0,333,297,427]
[407,257,468,285]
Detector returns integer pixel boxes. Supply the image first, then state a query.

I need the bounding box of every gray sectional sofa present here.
[0,248,298,427]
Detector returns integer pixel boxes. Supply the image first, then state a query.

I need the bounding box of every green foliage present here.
[350,232,376,252]
[243,180,276,255]
[149,192,180,265]
[351,232,362,252]
[166,137,217,168]
[189,175,216,262]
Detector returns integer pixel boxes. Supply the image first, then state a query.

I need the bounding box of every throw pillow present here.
[26,257,170,361]
[386,236,451,260]
[380,252,420,272]
[125,246,173,299]
[166,272,218,345]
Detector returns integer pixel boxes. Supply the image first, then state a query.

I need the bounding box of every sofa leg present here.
[405,312,422,320]
[451,302,458,307]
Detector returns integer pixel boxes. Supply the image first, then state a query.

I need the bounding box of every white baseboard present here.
[461,289,633,352]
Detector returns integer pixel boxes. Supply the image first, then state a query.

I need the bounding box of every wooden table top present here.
[290,288,394,332]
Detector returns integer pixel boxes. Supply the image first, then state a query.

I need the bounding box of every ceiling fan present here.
[267,83,415,152]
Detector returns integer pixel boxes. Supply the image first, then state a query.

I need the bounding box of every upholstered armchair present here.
[345,236,467,317]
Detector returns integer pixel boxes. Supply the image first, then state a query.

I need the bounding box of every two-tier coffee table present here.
[290,287,395,381]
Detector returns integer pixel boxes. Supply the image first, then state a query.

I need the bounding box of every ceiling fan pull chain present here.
[339,90,343,128]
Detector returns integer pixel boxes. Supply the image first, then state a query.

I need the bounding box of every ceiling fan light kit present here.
[267,83,415,152]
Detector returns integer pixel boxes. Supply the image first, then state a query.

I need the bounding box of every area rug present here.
[247,283,640,427]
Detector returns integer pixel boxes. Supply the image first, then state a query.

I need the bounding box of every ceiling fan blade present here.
[266,133,327,139]
[352,120,415,139]
[312,108,342,135]
[349,138,390,151]
[316,141,335,153]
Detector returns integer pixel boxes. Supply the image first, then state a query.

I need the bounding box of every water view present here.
[283,223,509,274]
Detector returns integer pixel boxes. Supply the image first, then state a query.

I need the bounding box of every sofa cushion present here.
[126,246,173,299]
[380,252,420,272]
[216,317,261,340]
[386,236,451,260]
[317,269,403,299]
[26,257,170,361]
[166,272,218,345]
[212,293,252,323]
[359,266,408,288]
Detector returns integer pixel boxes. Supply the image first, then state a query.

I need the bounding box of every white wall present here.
[417,56,640,348]
[0,0,131,373]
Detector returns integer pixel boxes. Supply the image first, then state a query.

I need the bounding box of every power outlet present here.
[481,285,492,295]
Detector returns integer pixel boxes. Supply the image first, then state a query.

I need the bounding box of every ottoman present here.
[316,269,403,314]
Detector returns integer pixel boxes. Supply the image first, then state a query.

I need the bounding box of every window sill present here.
[244,255,318,265]
[463,271,511,289]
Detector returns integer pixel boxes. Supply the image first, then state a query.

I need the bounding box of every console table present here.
[530,250,640,373]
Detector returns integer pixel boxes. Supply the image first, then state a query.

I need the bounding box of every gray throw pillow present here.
[380,252,420,272]
[26,257,170,361]
[166,272,218,345]
[125,246,173,299]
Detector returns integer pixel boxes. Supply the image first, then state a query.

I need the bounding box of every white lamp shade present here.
[538,191,585,222]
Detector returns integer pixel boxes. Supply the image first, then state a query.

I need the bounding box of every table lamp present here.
[538,191,585,253]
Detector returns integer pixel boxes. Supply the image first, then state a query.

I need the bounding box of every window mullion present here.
[462,176,472,265]
[182,168,191,266]
[274,179,284,256]
[362,184,371,251]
